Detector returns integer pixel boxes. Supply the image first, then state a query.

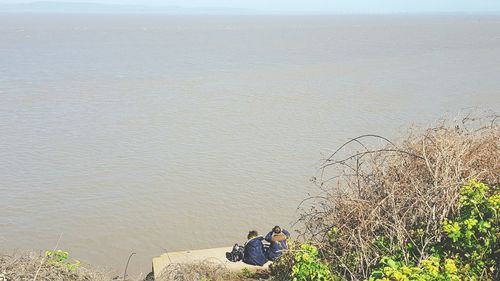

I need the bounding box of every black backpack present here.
[226,244,244,262]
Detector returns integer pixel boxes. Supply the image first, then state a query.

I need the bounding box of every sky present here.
[0,0,500,14]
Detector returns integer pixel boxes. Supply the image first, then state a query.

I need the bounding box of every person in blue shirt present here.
[242,230,268,266]
[265,225,290,261]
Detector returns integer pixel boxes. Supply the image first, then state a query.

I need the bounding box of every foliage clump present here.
[45,249,81,271]
[441,180,498,278]
[368,180,499,281]
[291,244,335,281]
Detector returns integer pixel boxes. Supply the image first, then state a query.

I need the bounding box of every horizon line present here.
[1,1,499,15]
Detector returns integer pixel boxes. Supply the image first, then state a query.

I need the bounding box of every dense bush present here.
[294,115,499,280]
[273,180,498,281]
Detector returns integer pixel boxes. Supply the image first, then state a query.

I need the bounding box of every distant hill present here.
[0,1,261,14]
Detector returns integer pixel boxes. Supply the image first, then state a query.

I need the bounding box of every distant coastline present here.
[2,1,500,15]
[0,1,267,14]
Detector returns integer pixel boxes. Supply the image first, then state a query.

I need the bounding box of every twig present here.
[33,232,63,281]
[123,252,136,281]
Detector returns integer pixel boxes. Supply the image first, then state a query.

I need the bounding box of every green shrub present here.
[368,256,463,281]
[291,244,340,281]
[45,249,81,271]
[368,180,499,281]
[441,180,499,278]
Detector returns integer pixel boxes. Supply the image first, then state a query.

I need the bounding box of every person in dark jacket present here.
[265,225,290,261]
[242,230,268,266]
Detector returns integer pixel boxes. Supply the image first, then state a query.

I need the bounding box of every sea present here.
[1,13,499,276]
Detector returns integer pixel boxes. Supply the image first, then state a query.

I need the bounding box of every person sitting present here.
[242,230,268,266]
[265,225,290,261]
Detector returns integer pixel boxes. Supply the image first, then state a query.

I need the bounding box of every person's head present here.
[273,225,282,234]
[247,230,258,240]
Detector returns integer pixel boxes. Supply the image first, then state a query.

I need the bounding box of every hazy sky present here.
[1,0,500,13]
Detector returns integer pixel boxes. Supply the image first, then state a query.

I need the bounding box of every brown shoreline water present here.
[1,14,500,276]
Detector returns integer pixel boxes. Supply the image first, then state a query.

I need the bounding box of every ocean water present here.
[1,14,499,276]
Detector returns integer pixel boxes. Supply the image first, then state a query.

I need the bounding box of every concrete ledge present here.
[152,247,269,279]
